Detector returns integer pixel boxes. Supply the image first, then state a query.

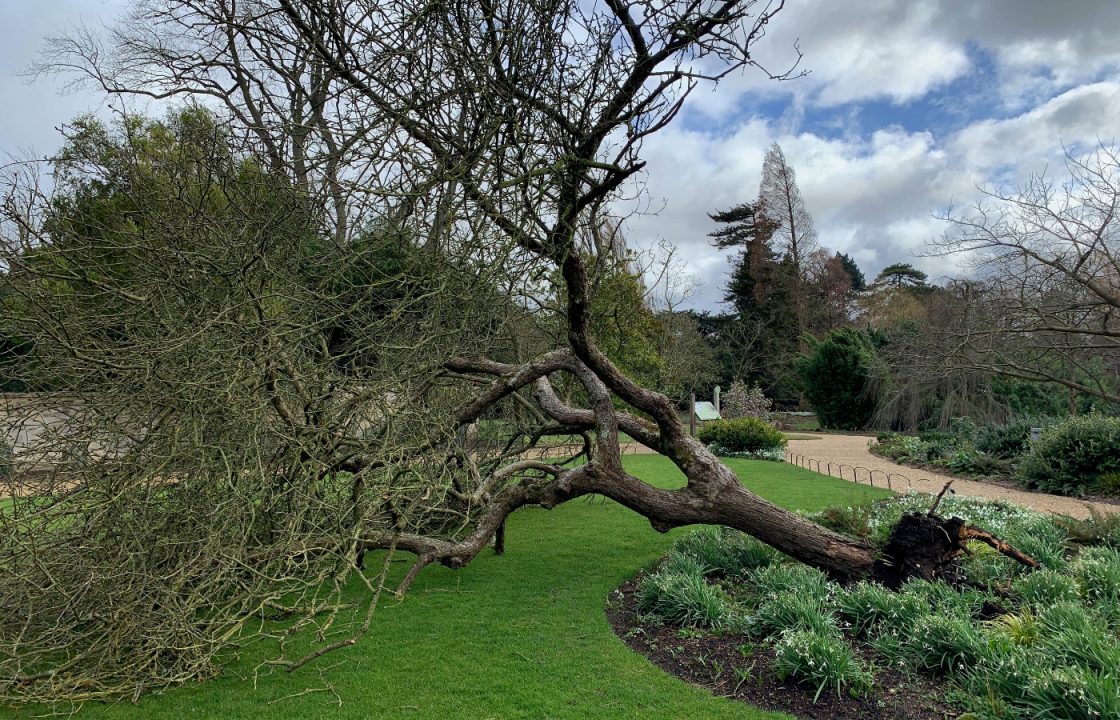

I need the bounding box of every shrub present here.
[671,526,781,576]
[1096,471,1120,495]
[1055,508,1120,548]
[698,417,786,456]
[721,380,772,420]
[749,591,836,638]
[974,417,1056,459]
[637,565,731,629]
[1017,415,1120,496]
[795,327,878,431]
[945,449,1010,476]
[772,629,873,701]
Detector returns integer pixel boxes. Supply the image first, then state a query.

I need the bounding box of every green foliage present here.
[1012,570,1079,607]
[745,562,832,604]
[796,328,878,430]
[973,417,1048,459]
[1002,516,1069,571]
[987,610,1039,646]
[772,629,873,701]
[671,526,782,576]
[637,564,732,629]
[836,252,865,292]
[749,591,836,638]
[1069,546,1120,624]
[697,417,786,455]
[8,108,321,390]
[1017,666,1120,720]
[584,257,666,390]
[1055,508,1120,548]
[901,578,988,617]
[880,613,985,676]
[632,488,1120,720]
[1096,471,1120,495]
[874,263,928,288]
[836,581,926,636]
[815,504,871,539]
[705,200,800,404]
[1017,415,1120,496]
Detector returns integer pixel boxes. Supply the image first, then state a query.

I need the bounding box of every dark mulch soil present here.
[606,580,958,720]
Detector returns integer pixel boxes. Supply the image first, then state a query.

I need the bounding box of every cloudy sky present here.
[3,1,1119,310]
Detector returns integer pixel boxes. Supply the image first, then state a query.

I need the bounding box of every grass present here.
[6,456,890,720]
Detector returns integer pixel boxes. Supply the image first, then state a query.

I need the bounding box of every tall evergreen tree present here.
[708,201,779,316]
[837,252,866,291]
[707,202,798,401]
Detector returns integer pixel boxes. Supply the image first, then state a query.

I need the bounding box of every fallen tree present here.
[0,0,1036,704]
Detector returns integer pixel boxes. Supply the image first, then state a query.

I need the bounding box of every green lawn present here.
[8,457,890,720]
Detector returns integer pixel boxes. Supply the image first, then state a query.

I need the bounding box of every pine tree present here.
[707,202,798,401]
[837,252,866,291]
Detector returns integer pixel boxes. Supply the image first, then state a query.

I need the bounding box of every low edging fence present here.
[784,450,914,492]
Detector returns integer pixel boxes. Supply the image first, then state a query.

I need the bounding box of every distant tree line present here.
[691,143,1119,429]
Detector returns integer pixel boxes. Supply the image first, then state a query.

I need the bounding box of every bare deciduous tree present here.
[928,146,1120,406]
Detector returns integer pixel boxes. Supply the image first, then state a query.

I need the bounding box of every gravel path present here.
[786,434,1117,519]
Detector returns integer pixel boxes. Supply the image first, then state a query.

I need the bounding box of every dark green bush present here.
[1017,415,1120,496]
[795,328,878,430]
[697,417,786,454]
[944,449,1009,476]
[974,417,1055,459]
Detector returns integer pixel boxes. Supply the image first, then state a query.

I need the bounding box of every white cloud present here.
[5,0,1119,312]
[628,76,1120,309]
[950,82,1120,173]
[686,0,1120,115]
